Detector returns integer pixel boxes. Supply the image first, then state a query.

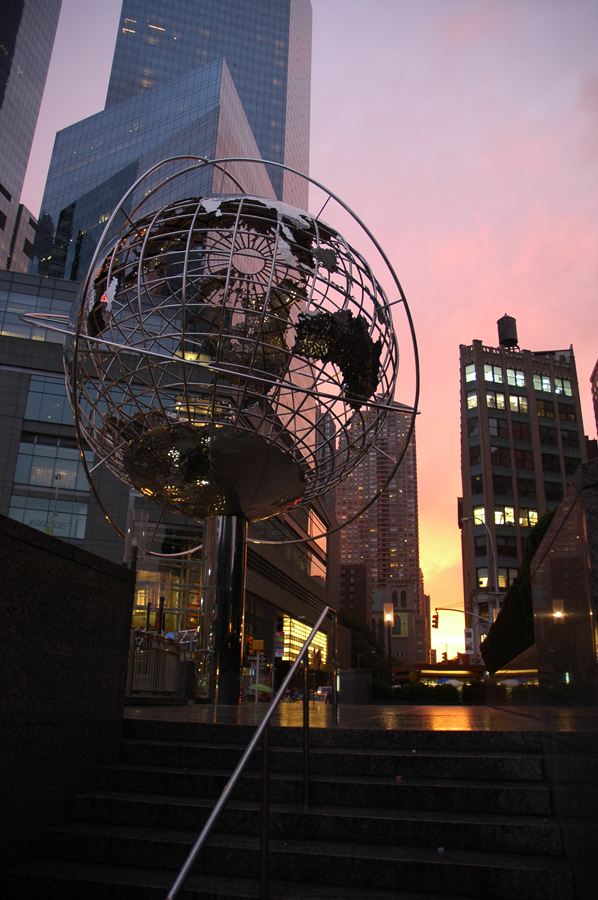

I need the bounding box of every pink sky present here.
[22,1,598,657]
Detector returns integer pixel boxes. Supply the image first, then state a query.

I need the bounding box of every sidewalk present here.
[123,701,597,731]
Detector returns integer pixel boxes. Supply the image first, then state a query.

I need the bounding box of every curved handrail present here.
[166,604,332,899]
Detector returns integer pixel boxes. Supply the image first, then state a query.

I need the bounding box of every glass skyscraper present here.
[31,0,312,280]
[0,0,62,271]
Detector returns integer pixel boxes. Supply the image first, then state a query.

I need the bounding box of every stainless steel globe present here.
[65,179,401,525]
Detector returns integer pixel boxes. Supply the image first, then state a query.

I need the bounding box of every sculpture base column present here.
[199,515,247,705]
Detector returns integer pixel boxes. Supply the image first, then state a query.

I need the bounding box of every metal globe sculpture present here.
[65,179,401,527]
[55,157,417,706]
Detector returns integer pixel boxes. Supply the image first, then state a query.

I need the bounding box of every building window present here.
[512,421,531,442]
[400,590,407,608]
[392,590,398,606]
[509,395,528,414]
[544,481,563,502]
[474,534,487,556]
[498,567,518,589]
[24,375,75,425]
[477,567,488,588]
[493,474,513,496]
[533,374,552,393]
[519,508,539,528]
[488,417,508,438]
[470,445,481,466]
[9,494,88,540]
[468,417,479,437]
[537,399,555,419]
[554,378,572,396]
[564,457,580,477]
[484,364,503,383]
[497,534,518,556]
[486,391,505,410]
[495,506,515,525]
[465,364,476,382]
[558,403,576,423]
[491,446,510,467]
[473,506,485,524]
[517,478,537,499]
[467,391,478,409]
[506,368,526,387]
[471,474,483,495]
[539,425,558,446]
[514,449,534,470]
[14,435,93,492]
[393,615,402,635]
[561,430,579,450]
[542,453,561,476]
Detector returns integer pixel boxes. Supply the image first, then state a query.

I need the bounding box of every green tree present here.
[481,507,558,675]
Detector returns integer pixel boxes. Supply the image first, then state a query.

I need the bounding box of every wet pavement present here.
[124,702,598,732]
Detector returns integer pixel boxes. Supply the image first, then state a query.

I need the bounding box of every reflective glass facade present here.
[0,0,62,269]
[106,0,311,204]
[32,59,275,278]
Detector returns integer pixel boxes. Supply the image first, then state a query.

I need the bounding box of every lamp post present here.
[383,602,393,685]
[461,516,499,599]
[461,516,502,662]
[50,473,62,535]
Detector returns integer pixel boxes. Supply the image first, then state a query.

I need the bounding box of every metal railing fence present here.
[166,606,338,900]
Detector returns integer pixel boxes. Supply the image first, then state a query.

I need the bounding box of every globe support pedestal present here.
[200,515,247,704]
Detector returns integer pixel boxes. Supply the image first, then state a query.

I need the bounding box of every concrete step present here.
[38,822,575,900]
[72,789,562,855]
[4,859,500,900]
[120,739,546,781]
[99,762,553,814]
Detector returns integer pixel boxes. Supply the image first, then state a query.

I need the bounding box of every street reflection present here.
[124,702,550,731]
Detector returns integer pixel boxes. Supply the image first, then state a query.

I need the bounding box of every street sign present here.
[274,631,284,658]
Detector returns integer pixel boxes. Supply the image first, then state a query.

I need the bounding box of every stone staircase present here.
[7,718,577,899]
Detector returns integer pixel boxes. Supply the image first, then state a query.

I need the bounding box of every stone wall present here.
[0,514,135,873]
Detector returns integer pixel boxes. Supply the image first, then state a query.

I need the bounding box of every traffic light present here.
[245,636,253,657]
[432,612,439,629]
[442,651,448,662]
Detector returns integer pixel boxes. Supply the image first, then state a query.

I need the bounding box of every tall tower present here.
[0,0,62,271]
[459,316,587,660]
[31,0,312,279]
[337,406,420,590]
[105,0,311,206]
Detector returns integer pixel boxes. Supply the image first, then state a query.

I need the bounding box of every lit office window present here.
[506,368,526,387]
[498,567,518,589]
[554,378,572,396]
[473,506,485,525]
[533,374,552,393]
[465,364,476,382]
[509,395,528,414]
[486,391,505,410]
[477,567,488,588]
[484,364,503,383]
[466,391,478,409]
[494,506,515,525]
[518,508,539,528]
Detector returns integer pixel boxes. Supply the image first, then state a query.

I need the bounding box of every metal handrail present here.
[166,604,335,899]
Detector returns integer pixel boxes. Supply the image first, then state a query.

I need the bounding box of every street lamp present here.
[461,516,499,601]
[383,602,393,684]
